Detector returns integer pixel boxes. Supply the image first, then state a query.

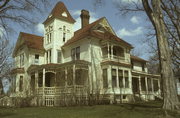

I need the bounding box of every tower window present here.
[63,33,66,42]
[63,26,66,31]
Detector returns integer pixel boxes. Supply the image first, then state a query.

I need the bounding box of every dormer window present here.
[62,12,67,17]
[48,14,52,18]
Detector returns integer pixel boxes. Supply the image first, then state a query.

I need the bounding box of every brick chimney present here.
[80,9,90,28]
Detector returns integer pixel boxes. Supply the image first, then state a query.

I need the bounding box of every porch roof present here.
[132,70,160,78]
[27,60,90,73]
[101,61,131,68]
[11,68,25,75]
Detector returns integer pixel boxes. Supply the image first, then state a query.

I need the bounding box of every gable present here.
[92,18,116,35]
[13,32,44,57]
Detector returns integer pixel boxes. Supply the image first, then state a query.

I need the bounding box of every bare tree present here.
[93,0,179,110]
[0,0,53,94]
[0,38,12,94]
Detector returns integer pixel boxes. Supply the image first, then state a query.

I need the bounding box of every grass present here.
[0,101,180,118]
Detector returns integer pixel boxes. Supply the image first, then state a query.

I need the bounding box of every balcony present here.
[102,44,129,63]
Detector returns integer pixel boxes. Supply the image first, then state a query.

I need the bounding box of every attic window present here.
[62,12,67,17]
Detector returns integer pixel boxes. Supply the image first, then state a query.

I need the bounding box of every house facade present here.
[11,2,161,106]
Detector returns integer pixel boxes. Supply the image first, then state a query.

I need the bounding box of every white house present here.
[11,1,161,106]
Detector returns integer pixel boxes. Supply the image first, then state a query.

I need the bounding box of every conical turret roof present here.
[43,1,75,24]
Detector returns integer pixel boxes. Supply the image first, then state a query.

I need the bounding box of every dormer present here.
[131,55,148,72]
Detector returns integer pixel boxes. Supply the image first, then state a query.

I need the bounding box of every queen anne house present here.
[11,2,161,106]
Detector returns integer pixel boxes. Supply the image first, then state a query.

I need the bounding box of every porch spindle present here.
[138,76,142,94]
[151,78,154,93]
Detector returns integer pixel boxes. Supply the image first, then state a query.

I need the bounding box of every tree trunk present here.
[142,0,179,110]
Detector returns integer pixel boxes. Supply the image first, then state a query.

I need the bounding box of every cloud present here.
[71,10,98,31]
[130,16,140,24]
[36,23,44,34]
[121,0,140,3]
[117,27,143,37]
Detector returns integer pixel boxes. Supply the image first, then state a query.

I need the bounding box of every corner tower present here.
[43,2,75,63]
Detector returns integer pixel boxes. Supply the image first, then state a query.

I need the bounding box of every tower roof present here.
[43,1,75,24]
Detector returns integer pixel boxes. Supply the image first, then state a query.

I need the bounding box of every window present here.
[141,77,146,91]
[20,53,24,67]
[49,50,51,63]
[71,46,80,60]
[153,79,159,92]
[46,33,52,44]
[75,69,84,85]
[112,69,117,88]
[124,71,129,88]
[71,48,76,60]
[76,47,80,60]
[103,69,108,88]
[63,33,66,42]
[19,76,23,92]
[57,50,61,63]
[123,95,127,99]
[46,51,48,64]
[142,63,145,71]
[147,78,152,91]
[131,61,134,69]
[35,54,39,64]
[46,50,52,64]
[118,70,123,88]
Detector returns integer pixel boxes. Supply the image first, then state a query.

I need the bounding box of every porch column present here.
[42,68,45,106]
[35,71,39,93]
[128,70,131,89]
[72,64,76,103]
[111,45,113,59]
[122,70,125,88]
[145,76,148,94]
[151,78,154,93]
[108,66,112,88]
[107,43,110,59]
[88,65,92,93]
[116,68,119,88]
[138,76,142,94]
[65,67,67,86]
[158,79,160,92]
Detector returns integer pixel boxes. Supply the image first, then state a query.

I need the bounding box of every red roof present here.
[13,32,44,57]
[131,55,148,62]
[43,1,75,24]
[63,17,133,48]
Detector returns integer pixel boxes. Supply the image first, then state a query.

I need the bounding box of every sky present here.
[9,0,154,59]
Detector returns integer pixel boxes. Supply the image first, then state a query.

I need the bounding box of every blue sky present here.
[11,0,153,59]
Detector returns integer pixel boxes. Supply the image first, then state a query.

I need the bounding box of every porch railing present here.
[102,55,129,63]
[37,85,87,95]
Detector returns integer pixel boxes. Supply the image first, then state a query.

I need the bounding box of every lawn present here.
[0,101,179,118]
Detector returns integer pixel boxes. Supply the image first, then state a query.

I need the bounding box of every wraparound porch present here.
[28,60,90,106]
